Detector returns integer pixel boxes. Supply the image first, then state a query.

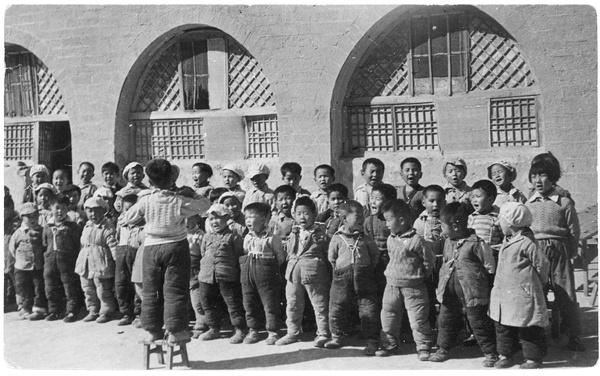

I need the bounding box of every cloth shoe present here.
[482,353,499,367]
[375,346,400,357]
[313,335,329,348]
[199,328,221,341]
[133,316,142,328]
[18,309,31,319]
[494,355,514,369]
[118,315,134,326]
[429,348,450,362]
[243,329,260,344]
[324,336,343,349]
[168,330,191,344]
[275,334,300,346]
[82,311,99,322]
[45,313,60,321]
[230,328,246,344]
[96,314,113,324]
[520,360,543,369]
[63,313,78,323]
[418,349,430,361]
[27,311,46,321]
[265,332,280,345]
[363,340,379,356]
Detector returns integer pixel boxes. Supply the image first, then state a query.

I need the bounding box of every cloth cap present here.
[218,191,240,204]
[34,183,57,195]
[207,203,230,217]
[499,202,533,228]
[222,164,244,180]
[443,158,467,175]
[19,202,39,216]
[62,184,81,195]
[84,197,109,211]
[247,163,270,179]
[487,160,517,182]
[94,187,115,199]
[123,162,143,181]
[29,164,50,178]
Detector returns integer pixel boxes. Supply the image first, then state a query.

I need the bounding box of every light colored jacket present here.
[75,218,118,278]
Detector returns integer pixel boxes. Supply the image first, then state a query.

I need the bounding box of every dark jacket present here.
[285,225,330,284]
[198,228,243,283]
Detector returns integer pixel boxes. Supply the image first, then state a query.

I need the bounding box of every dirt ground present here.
[2,288,598,371]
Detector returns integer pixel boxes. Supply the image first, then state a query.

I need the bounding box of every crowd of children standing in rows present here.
[3,150,585,369]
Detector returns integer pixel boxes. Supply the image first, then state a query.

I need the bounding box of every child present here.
[219,192,248,238]
[528,152,573,202]
[442,158,472,210]
[52,168,70,194]
[9,203,47,320]
[525,158,584,351]
[101,162,123,195]
[192,162,214,198]
[186,214,206,337]
[197,204,247,344]
[268,185,296,239]
[315,183,348,238]
[241,202,286,344]
[77,162,98,208]
[35,183,57,227]
[281,162,311,196]
[4,193,21,309]
[429,202,498,367]
[23,164,50,204]
[398,157,426,224]
[325,200,380,355]
[114,194,145,326]
[242,163,274,210]
[311,164,336,214]
[115,162,149,213]
[94,187,119,228]
[221,164,246,204]
[42,194,82,322]
[354,158,385,208]
[487,160,527,208]
[468,180,503,251]
[276,196,331,347]
[75,197,118,323]
[489,203,550,369]
[120,159,211,343]
[377,199,435,360]
[63,184,87,229]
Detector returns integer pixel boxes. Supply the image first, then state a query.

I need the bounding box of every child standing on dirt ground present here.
[186,214,207,338]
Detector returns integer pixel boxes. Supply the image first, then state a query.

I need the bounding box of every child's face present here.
[470,188,494,214]
[122,201,134,213]
[314,168,334,190]
[207,212,228,232]
[103,170,119,186]
[51,202,69,222]
[490,164,511,190]
[282,171,301,190]
[78,165,94,183]
[21,213,39,228]
[369,190,386,215]
[251,174,268,189]
[276,192,294,216]
[186,215,199,229]
[222,170,240,188]
[294,205,316,230]
[499,216,513,236]
[53,171,68,190]
[192,166,210,185]
[361,163,384,187]
[343,209,365,232]
[444,164,466,187]
[86,207,106,224]
[245,211,267,234]
[530,173,554,196]
[128,166,144,185]
[400,162,422,186]
[383,210,409,235]
[36,189,52,208]
[328,191,346,213]
[222,197,241,218]
[31,172,47,186]
[441,218,465,240]
[65,191,80,208]
[422,191,445,218]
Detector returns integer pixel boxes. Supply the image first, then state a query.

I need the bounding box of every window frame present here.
[488,95,540,148]
[244,114,280,159]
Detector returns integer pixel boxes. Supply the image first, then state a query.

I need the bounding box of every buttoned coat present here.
[75,219,118,278]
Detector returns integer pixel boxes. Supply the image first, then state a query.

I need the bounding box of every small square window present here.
[489,96,538,147]
[4,123,34,161]
[245,115,279,158]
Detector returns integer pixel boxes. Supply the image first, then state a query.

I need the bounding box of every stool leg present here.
[180,344,189,368]
[157,345,165,365]
[143,344,150,370]
[167,345,174,370]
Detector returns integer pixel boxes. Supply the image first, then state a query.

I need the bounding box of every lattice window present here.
[229,41,275,109]
[245,115,279,158]
[130,118,204,163]
[489,96,538,147]
[4,123,34,161]
[35,58,66,115]
[395,104,438,150]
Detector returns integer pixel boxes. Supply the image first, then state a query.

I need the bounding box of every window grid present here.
[490,97,538,147]
[395,104,438,150]
[246,115,279,158]
[4,123,34,161]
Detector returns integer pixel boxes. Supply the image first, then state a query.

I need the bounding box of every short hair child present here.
[468,180,503,251]
[281,162,310,196]
[269,185,296,238]
[378,199,435,359]
[9,203,47,320]
[429,202,498,366]
[529,152,573,202]
[209,187,229,203]
[52,169,70,194]
[119,158,211,343]
[192,162,214,198]
[354,158,385,208]
[77,162,97,207]
[399,157,425,224]
[487,160,527,207]
[525,158,583,351]
[316,183,349,237]
[442,158,472,210]
[197,204,247,344]
[326,200,381,354]
[276,196,331,347]
[241,202,286,345]
[490,203,550,369]
[186,213,207,336]
[311,164,336,214]
[101,162,123,194]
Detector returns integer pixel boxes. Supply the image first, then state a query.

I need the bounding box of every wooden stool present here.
[139,338,190,370]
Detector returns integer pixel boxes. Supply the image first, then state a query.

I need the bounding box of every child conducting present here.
[311,164,336,214]
[242,163,274,210]
[120,159,210,343]
[276,196,331,347]
[377,199,435,360]
[241,202,286,345]
[429,202,498,367]
[354,158,385,208]
[489,202,550,369]
[487,160,527,208]
[325,200,380,355]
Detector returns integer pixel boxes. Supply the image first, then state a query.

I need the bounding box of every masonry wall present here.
[4,4,597,209]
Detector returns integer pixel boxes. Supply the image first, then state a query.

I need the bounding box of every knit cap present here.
[443,158,467,175]
[247,163,270,179]
[207,203,230,217]
[29,164,50,178]
[499,202,533,228]
[94,186,115,199]
[222,164,244,180]
[19,202,38,216]
[218,191,241,204]
[123,162,143,181]
[487,160,517,182]
[84,197,109,211]
[34,183,57,195]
